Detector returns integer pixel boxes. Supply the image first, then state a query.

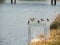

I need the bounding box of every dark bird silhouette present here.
[47,19,49,21]
[37,20,40,23]
[41,19,44,21]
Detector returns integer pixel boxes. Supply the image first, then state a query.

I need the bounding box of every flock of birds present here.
[27,18,49,24]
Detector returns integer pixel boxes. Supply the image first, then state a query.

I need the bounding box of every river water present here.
[0,0,60,45]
